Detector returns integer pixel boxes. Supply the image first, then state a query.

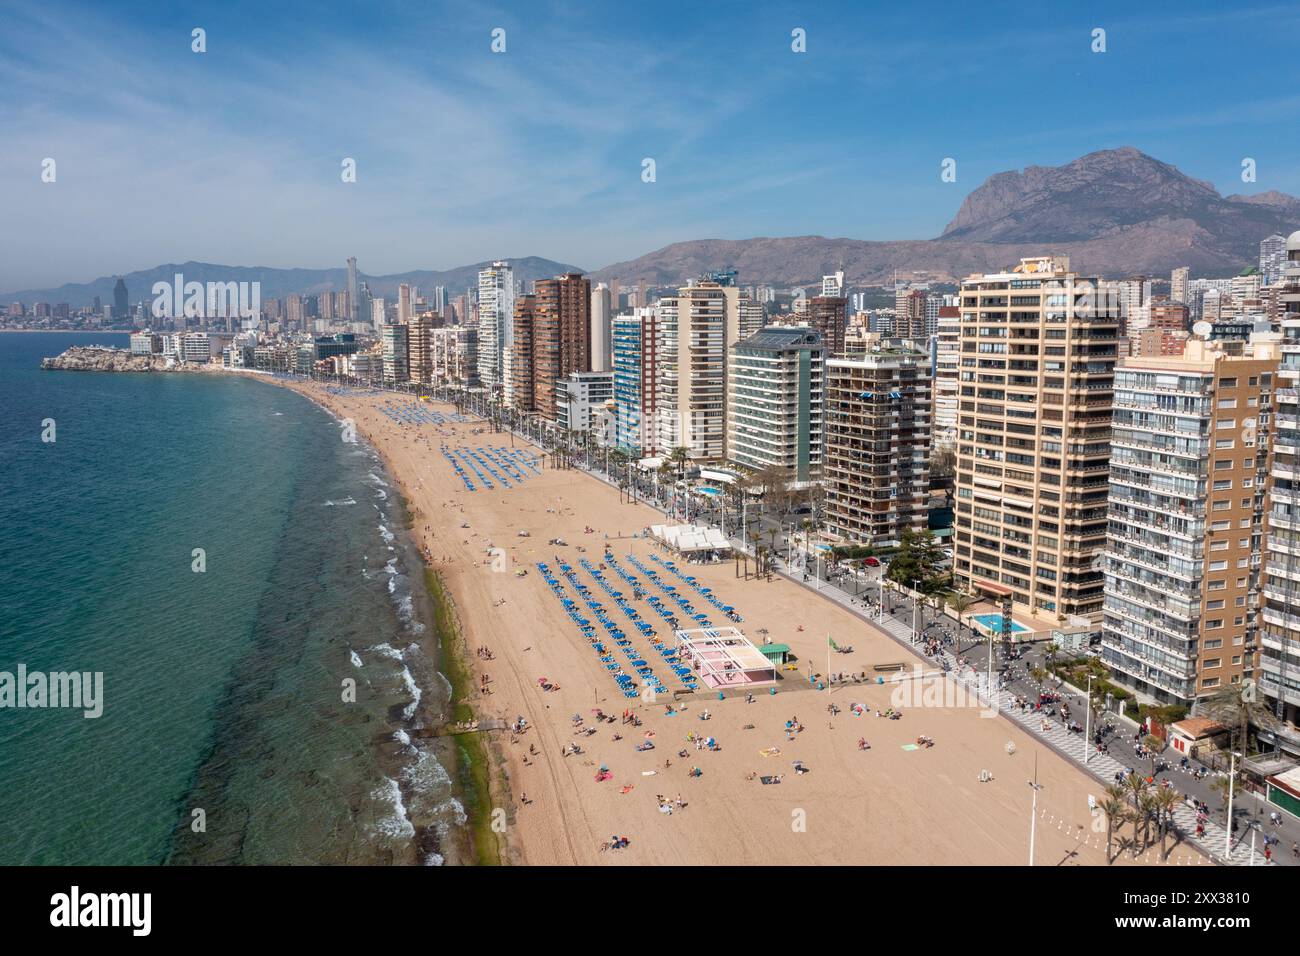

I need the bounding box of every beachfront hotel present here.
[933,304,960,447]
[1101,338,1276,707]
[381,322,410,384]
[726,326,825,482]
[510,272,592,423]
[476,261,515,401]
[654,279,740,462]
[953,256,1119,623]
[1261,230,1300,754]
[431,325,478,386]
[822,343,932,546]
[612,308,659,455]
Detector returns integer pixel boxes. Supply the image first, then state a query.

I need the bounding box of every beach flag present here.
[828,635,838,650]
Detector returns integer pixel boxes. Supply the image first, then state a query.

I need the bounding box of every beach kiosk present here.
[1266,765,1300,821]
[756,643,791,667]
[1166,718,1228,759]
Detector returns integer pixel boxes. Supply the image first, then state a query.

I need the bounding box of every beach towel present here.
[759,775,781,785]
[901,744,920,751]
[758,747,782,758]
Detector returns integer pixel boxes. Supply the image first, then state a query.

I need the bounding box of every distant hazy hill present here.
[10,148,1298,302]
[594,148,1300,286]
[1,257,584,309]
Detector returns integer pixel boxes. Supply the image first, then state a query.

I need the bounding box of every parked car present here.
[864,557,881,567]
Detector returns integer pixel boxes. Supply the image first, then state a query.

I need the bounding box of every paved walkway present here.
[775,563,1280,866]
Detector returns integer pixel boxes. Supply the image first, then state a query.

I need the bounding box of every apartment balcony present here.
[1105,583,1200,624]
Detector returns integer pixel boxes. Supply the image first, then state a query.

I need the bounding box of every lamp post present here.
[1226,750,1241,859]
[911,579,921,644]
[1028,755,1043,866]
[1083,673,1094,765]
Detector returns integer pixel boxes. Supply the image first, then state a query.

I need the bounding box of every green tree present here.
[886,529,945,591]
[1123,772,1152,854]
[1143,734,1164,777]
[669,445,689,479]
[1100,784,1129,864]
[1152,785,1181,860]
[1198,682,1278,756]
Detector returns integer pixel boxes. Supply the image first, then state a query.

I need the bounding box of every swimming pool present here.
[973,613,1029,634]
[696,486,723,497]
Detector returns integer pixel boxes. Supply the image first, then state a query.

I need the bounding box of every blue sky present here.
[1,0,1298,289]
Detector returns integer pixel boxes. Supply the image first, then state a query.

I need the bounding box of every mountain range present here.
[1,257,582,312]
[593,148,1300,286]
[6,148,1298,306]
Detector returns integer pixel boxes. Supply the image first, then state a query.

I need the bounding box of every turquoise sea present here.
[0,332,467,865]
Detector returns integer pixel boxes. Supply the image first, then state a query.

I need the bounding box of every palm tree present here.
[949,591,975,650]
[749,531,762,577]
[1137,790,1159,856]
[1123,772,1151,853]
[1100,785,1129,864]
[1143,733,1164,777]
[1209,773,1238,829]
[669,445,689,479]
[1152,785,1181,860]
[1198,682,1279,757]
[1043,641,1061,675]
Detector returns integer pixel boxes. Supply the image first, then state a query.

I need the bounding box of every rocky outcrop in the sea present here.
[40,346,209,372]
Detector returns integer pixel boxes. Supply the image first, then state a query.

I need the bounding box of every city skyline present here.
[4,1,1300,290]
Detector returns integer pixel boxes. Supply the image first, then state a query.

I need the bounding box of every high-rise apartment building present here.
[933,304,961,444]
[431,326,478,385]
[1261,234,1287,286]
[823,344,932,545]
[807,294,848,356]
[612,309,659,454]
[347,257,360,323]
[590,283,612,373]
[737,290,767,340]
[511,294,538,414]
[655,280,738,461]
[476,261,515,400]
[1261,230,1300,750]
[533,272,591,422]
[398,283,413,325]
[726,327,824,482]
[381,323,409,384]
[1171,266,1190,305]
[112,277,128,321]
[894,288,929,341]
[408,314,434,384]
[953,256,1118,621]
[1102,339,1276,707]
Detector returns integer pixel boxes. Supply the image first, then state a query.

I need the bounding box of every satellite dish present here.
[1192,321,1212,338]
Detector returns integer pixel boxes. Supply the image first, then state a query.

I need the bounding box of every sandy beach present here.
[277,378,1197,867]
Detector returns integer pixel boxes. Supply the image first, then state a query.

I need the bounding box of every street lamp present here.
[1226,750,1242,859]
[1083,673,1094,765]
[911,578,921,644]
[1028,755,1043,867]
